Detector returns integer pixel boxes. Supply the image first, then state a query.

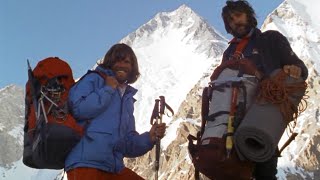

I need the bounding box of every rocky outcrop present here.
[0,85,24,168]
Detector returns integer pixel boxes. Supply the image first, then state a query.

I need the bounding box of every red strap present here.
[235,37,249,53]
[231,36,250,59]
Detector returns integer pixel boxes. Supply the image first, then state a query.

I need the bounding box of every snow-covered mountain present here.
[1,0,320,179]
[120,4,227,137]
[262,0,320,179]
[119,5,227,179]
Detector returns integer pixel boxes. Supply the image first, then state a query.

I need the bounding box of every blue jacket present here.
[65,66,154,173]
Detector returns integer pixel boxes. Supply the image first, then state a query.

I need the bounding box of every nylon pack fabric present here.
[23,57,83,169]
[202,68,258,143]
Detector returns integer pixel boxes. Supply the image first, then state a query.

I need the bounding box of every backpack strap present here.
[200,86,211,136]
[70,70,108,131]
[232,36,250,60]
[77,70,105,82]
[187,133,201,180]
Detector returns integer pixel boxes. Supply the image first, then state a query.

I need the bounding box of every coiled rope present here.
[256,70,308,132]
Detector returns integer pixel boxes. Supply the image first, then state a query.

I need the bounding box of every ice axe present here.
[226,82,240,158]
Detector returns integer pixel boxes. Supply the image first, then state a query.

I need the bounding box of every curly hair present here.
[99,43,140,84]
[222,0,257,34]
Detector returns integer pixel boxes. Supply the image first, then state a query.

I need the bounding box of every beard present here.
[230,24,252,38]
[114,71,128,84]
[116,77,127,84]
[112,66,131,84]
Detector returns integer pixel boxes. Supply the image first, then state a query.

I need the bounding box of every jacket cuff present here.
[144,132,156,147]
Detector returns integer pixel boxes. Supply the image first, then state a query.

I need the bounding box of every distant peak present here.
[173,4,194,16]
[177,4,192,11]
[120,3,226,49]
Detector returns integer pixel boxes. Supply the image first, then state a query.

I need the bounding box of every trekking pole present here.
[226,83,239,158]
[150,96,174,180]
[150,98,160,180]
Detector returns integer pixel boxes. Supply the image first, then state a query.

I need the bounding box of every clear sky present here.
[0,0,283,88]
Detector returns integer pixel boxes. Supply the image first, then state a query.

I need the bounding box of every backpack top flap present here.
[32,57,75,90]
[26,57,75,103]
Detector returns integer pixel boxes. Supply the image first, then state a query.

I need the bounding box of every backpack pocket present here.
[31,123,81,169]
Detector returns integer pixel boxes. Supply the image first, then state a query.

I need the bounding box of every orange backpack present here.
[23,57,83,169]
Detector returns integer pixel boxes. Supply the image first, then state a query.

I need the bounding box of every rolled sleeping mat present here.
[234,69,306,162]
[234,102,286,162]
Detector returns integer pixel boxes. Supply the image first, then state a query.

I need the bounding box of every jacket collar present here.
[229,28,261,44]
[121,85,138,97]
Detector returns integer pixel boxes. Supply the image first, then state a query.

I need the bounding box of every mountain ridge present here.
[1,1,320,179]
